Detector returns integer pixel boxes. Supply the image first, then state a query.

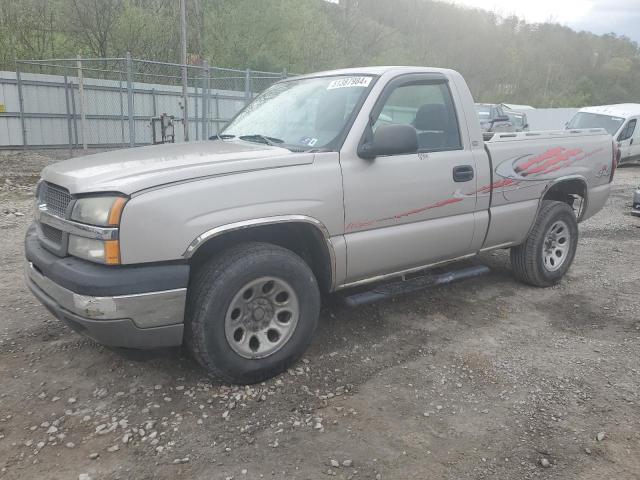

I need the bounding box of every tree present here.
[1,0,639,107]
[111,0,180,62]
[66,0,123,57]
[1,0,62,62]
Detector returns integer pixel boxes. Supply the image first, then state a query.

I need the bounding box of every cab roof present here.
[290,66,456,80]
[579,103,640,118]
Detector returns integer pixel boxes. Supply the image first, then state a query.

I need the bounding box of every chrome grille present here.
[41,182,71,217]
[41,223,63,245]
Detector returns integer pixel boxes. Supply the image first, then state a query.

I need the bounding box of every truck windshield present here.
[566,112,624,136]
[222,75,374,150]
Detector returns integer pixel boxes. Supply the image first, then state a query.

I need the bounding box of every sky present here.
[446,0,640,43]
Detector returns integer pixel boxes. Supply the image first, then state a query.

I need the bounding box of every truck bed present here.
[477,128,613,249]
[484,129,612,197]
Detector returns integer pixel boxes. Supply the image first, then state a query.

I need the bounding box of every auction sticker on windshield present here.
[327,77,372,90]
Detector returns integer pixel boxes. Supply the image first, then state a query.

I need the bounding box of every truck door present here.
[340,75,479,284]
[618,118,637,163]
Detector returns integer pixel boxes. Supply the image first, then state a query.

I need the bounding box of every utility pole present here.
[180,0,189,141]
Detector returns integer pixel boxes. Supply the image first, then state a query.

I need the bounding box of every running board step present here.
[341,265,490,307]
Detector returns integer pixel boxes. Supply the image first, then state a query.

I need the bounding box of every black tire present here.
[185,242,320,384]
[510,200,579,287]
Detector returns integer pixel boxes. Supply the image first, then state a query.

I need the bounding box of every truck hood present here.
[41,141,314,195]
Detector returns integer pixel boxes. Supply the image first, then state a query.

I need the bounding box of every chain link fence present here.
[0,54,287,151]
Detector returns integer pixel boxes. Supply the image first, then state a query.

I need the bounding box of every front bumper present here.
[25,226,189,349]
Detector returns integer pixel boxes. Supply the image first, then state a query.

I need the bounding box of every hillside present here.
[1,0,639,106]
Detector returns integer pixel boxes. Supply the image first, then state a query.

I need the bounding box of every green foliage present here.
[1,0,639,107]
[111,0,181,62]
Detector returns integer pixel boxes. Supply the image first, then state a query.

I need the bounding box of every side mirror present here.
[359,124,418,159]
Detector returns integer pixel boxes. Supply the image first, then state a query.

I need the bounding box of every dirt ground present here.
[1,150,639,480]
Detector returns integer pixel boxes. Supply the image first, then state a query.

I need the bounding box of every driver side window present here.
[619,119,637,141]
[373,82,462,152]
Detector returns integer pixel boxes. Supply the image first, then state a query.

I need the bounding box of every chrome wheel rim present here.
[542,220,570,272]
[224,276,299,359]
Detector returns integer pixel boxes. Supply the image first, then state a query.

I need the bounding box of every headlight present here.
[68,195,126,265]
[68,235,120,265]
[71,196,127,227]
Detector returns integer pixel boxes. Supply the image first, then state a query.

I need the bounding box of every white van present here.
[567,104,640,165]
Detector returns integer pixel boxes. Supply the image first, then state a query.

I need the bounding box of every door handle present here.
[453,165,474,182]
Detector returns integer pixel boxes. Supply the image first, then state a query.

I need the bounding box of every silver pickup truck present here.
[25,67,616,384]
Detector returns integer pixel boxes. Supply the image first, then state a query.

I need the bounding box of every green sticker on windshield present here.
[327,77,372,90]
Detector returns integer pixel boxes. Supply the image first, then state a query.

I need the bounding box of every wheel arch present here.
[540,175,589,221]
[183,216,336,293]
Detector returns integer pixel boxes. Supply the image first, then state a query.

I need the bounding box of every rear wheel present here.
[185,242,320,384]
[510,200,579,287]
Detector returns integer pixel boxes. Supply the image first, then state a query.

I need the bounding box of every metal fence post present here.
[70,77,79,148]
[194,74,199,141]
[244,68,251,105]
[152,88,157,117]
[203,61,210,140]
[76,55,88,150]
[119,75,125,148]
[281,68,287,80]
[63,73,74,156]
[214,70,220,135]
[180,0,189,142]
[16,64,27,147]
[126,52,135,146]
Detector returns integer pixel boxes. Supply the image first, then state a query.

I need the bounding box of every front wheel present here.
[510,200,579,287]
[185,242,320,384]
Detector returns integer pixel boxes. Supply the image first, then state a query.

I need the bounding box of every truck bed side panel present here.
[483,131,612,248]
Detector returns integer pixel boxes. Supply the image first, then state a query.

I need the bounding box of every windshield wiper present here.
[238,134,284,147]
[234,133,307,152]
[209,133,235,141]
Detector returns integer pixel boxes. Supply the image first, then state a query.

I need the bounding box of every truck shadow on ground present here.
[36,251,602,392]
[94,262,520,386]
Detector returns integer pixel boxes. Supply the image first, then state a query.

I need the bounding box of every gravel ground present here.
[0,150,639,480]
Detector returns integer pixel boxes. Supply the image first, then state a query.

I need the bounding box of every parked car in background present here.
[632,187,640,216]
[475,103,514,132]
[567,104,640,165]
